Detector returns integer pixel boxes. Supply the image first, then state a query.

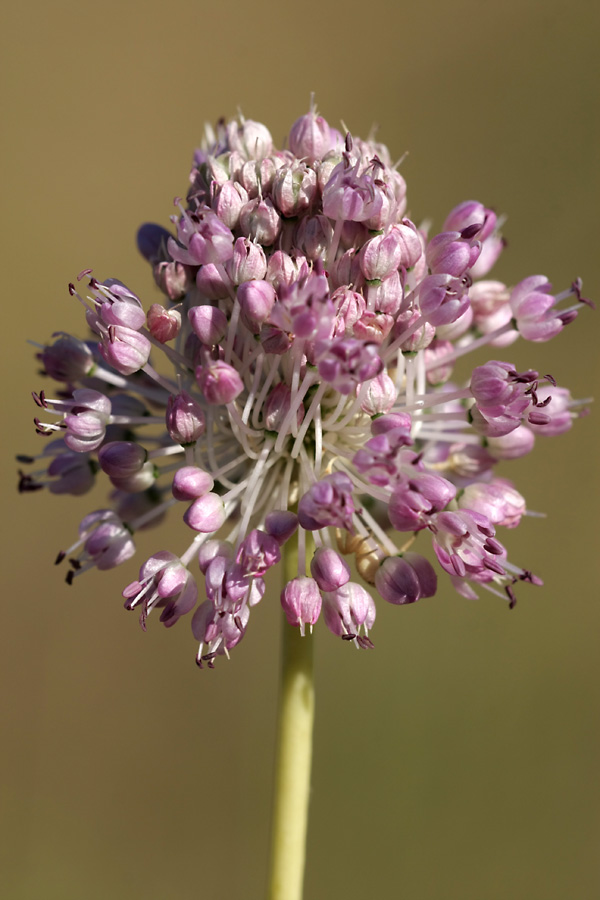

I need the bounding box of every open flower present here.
[20,108,591,666]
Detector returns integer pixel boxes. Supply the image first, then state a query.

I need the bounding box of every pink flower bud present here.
[211,180,248,229]
[238,157,279,199]
[239,197,281,245]
[425,226,481,278]
[352,311,394,344]
[298,472,355,531]
[226,118,273,160]
[264,511,298,545]
[274,267,332,338]
[168,209,234,266]
[402,551,438,598]
[353,434,415,487]
[196,263,233,300]
[238,279,276,332]
[470,361,538,436]
[46,450,96,496]
[294,215,333,262]
[154,260,192,301]
[272,162,317,217]
[392,309,435,352]
[166,391,205,444]
[77,510,135,571]
[289,108,336,163]
[260,325,293,355]
[236,529,281,576]
[266,250,305,291]
[371,412,413,436]
[431,509,506,581]
[443,200,496,241]
[328,248,363,291]
[458,478,526,529]
[96,279,146,330]
[322,156,383,223]
[98,441,147,478]
[360,371,397,415]
[486,425,536,460]
[226,237,267,284]
[188,304,228,345]
[374,556,420,605]
[146,303,181,343]
[98,326,151,376]
[359,229,405,281]
[264,383,304,431]
[322,582,376,643]
[363,179,397,231]
[509,275,567,342]
[198,540,233,574]
[192,600,249,665]
[418,274,470,326]
[64,389,111,452]
[330,286,366,336]
[223,562,265,605]
[375,552,437,605]
[205,149,242,185]
[280,576,322,635]
[395,220,423,268]
[364,271,404,317]
[316,338,383,395]
[183,492,226,532]
[41,334,94,382]
[172,466,214,501]
[123,551,198,629]
[84,520,135,570]
[195,359,244,405]
[316,150,343,193]
[388,470,456,531]
[110,462,157,494]
[310,547,351,592]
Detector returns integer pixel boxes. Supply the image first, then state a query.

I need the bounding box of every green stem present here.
[268,543,315,900]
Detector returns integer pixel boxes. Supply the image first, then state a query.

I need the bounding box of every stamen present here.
[236,441,274,545]
[275,375,319,454]
[251,356,281,429]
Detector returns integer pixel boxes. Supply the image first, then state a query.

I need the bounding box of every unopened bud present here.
[172,466,214,501]
[188,305,228,345]
[147,303,181,343]
[166,391,206,444]
[280,576,322,635]
[183,492,226,533]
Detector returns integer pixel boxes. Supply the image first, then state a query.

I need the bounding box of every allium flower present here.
[20,107,592,667]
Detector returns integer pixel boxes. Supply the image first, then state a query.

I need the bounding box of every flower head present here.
[21,108,591,666]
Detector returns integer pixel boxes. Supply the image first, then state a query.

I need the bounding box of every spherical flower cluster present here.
[20,106,592,667]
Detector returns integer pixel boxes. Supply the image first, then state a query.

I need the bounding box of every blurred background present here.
[1,1,599,897]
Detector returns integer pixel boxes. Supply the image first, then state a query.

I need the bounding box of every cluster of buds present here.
[20,104,591,667]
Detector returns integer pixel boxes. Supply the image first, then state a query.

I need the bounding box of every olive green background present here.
[1,1,599,898]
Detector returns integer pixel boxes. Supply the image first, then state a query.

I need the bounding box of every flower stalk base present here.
[268,545,315,900]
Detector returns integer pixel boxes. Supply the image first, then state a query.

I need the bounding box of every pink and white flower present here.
[21,108,591,666]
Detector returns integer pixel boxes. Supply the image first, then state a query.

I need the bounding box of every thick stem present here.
[268,543,315,900]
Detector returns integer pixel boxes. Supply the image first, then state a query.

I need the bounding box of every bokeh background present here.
[2,1,599,898]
